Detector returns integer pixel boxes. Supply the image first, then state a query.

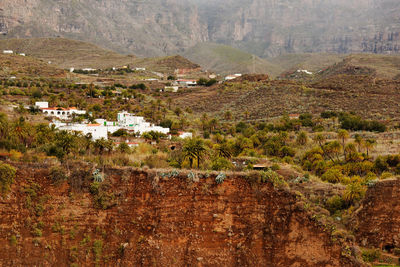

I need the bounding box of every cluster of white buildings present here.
[50,111,170,140]
[35,102,192,141]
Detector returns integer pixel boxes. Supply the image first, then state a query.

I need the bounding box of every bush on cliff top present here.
[0,162,16,195]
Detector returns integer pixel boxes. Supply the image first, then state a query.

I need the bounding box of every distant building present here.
[176,79,197,87]
[82,68,96,72]
[19,53,26,56]
[135,67,146,71]
[178,131,192,139]
[35,101,49,109]
[164,86,179,92]
[41,107,86,120]
[224,74,242,81]
[3,50,13,54]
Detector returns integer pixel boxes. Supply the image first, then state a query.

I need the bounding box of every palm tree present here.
[314,133,326,149]
[337,129,349,157]
[364,139,376,157]
[354,134,363,153]
[215,143,232,159]
[296,131,308,146]
[183,138,207,168]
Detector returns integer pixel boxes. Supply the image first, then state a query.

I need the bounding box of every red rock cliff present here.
[0,163,363,266]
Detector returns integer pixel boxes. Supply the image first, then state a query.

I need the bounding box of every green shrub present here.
[361,248,381,262]
[9,235,17,246]
[49,166,67,183]
[325,195,345,214]
[93,239,103,263]
[0,163,17,195]
[211,157,233,171]
[321,168,343,184]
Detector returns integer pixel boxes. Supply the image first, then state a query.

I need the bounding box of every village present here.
[33,101,192,145]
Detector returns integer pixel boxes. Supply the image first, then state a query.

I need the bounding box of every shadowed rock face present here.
[354,179,400,250]
[0,0,400,57]
[0,163,362,266]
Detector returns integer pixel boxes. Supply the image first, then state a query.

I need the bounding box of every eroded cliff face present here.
[1,0,400,57]
[0,163,361,266]
[354,178,400,250]
[0,0,208,56]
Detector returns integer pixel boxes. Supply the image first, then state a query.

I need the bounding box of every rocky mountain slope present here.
[0,0,399,57]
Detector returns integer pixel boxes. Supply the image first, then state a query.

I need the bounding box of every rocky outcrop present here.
[353,178,400,250]
[0,163,363,266]
[1,0,400,57]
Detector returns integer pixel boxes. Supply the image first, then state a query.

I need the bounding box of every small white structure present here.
[115,140,140,148]
[135,67,146,71]
[164,86,179,92]
[69,68,75,73]
[35,101,49,109]
[41,107,86,120]
[178,131,193,139]
[82,68,96,72]
[224,73,242,81]
[19,53,26,56]
[3,50,13,54]
[297,69,313,75]
[176,79,197,87]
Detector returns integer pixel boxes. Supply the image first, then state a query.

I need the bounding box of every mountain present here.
[182,42,282,76]
[0,0,400,58]
[0,0,207,57]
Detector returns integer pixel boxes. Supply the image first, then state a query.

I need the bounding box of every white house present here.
[135,67,146,71]
[41,107,86,120]
[19,53,26,56]
[176,79,197,87]
[224,73,242,81]
[35,101,49,109]
[52,122,108,140]
[178,131,193,139]
[164,86,179,92]
[3,50,13,54]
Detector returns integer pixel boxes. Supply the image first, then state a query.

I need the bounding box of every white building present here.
[135,67,146,71]
[52,122,108,140]
[19,53,26,56]
[224,74,242,81]
[35,101,49,109]
[41,107,86,120]
[164,86,179,92]
[178,131,193,139]
[3,50,13,54]
[176,79,197,87]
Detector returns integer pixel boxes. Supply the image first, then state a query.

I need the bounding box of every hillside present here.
[170,74,400,121]
[268,53,345,74]
[132,55,201,74]
[0,38,136,69]
[0,54,65,78]
[318,54,400,80]
[182,42,282,76]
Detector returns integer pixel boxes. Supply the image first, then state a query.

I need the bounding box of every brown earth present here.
[353,178,400,250]
[0,162,363,266]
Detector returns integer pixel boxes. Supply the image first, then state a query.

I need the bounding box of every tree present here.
[337,129,349,151]
[354,134,363,153]
[364,139,376,157]
[313,133,326,149]
[296,131,308,146]
[215,143,232,159]
[183,138,207,168]
[343,182,366,206]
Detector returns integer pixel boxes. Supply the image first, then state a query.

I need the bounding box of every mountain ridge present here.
[1,0,400,57]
